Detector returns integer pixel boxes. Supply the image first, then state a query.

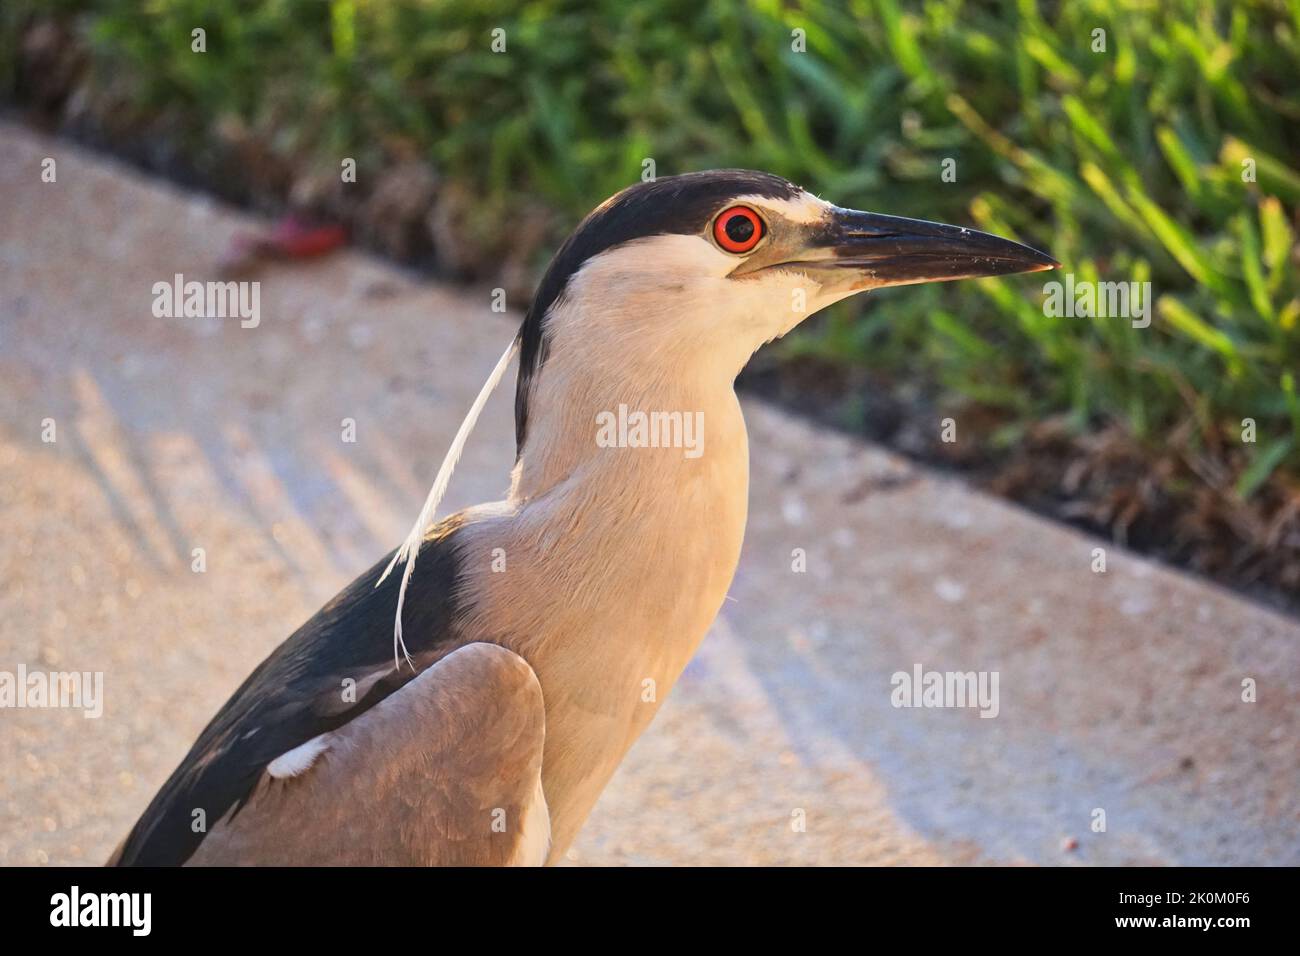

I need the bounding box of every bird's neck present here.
[455,294,759,859]
[510,372,739,502]
[509,309,757,504]
[456,334,752,860]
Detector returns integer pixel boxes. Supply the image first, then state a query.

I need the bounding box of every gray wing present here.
[183,642,549,866]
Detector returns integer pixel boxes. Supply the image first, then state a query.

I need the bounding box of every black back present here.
[114,524,467,866]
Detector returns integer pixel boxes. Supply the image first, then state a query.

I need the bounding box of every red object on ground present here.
[265,218,348,258]
[220,217,347,276]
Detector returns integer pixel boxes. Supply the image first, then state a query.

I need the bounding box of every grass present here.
[4,0,1300,591]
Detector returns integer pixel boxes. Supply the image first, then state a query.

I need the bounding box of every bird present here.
[111,169,1057,866]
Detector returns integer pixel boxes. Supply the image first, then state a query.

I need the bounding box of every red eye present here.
[713,205,765,253]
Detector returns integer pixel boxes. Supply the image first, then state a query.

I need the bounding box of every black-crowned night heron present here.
[112,170,1056,866]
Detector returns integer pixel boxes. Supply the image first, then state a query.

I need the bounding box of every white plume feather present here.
[378,335,520,669]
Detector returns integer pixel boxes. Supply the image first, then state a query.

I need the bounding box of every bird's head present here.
[514,169,1057,452]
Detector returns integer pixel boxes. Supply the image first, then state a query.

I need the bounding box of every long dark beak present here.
[815,207,1059,287]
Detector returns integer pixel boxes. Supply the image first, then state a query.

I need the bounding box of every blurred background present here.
[4,0,1299,610]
